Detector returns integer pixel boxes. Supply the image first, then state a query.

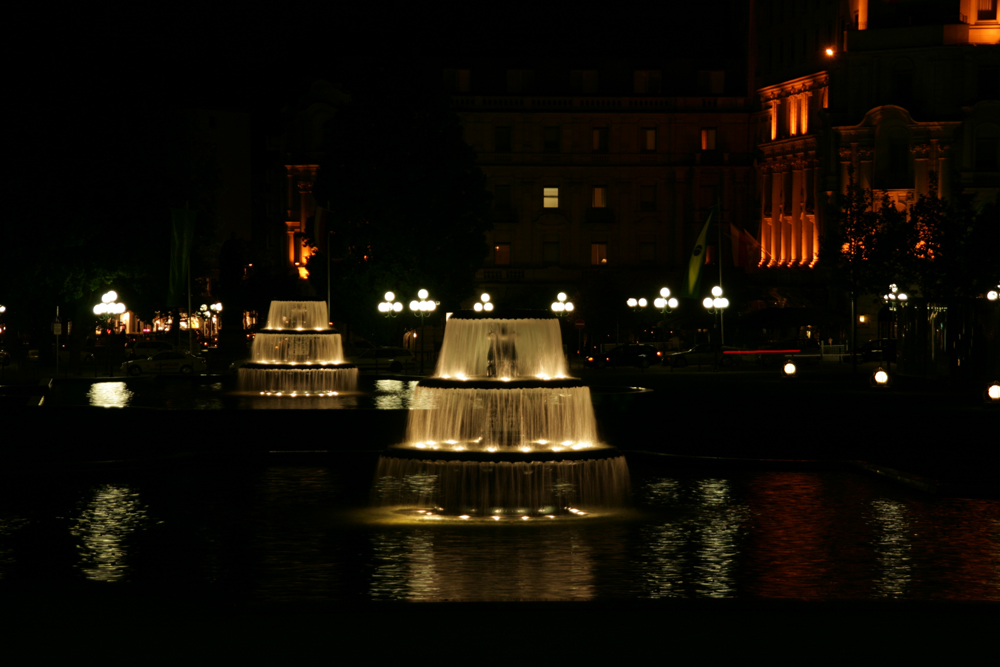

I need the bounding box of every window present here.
[544,126,560,153]
[592,186,607,208]
[542,242,560,265]
[640,242,656,263]
[494,243,511,265]
[701,128,717,151]
[633,70,662,94]
[642,128,656,152]
[886,127,910,188]
[697,70,725,95]
[979,65,999,101]
[978,0,997,21]
[975,125,999,171]
[640,185,656,212]
[591,243,608,265]
[571,70,599,93]
[891,60,914,107]
[506,69,534,93]
[543,187,559,209]
[494,185,511,211]
[593,127,608,152]
[442,69,471,92]
[495,126,511,152]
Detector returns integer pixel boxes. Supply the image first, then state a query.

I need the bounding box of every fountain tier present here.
[238,300,357,396]
[375,309,629,516]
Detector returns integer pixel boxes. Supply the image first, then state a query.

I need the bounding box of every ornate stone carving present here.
[838,146,853,160]
[911,143,931,157]
[857,147,873,160]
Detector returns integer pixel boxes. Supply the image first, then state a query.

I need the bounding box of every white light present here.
[481,293,490,303]
[557,292,567,302]
[428,301,437,311]
[703,297,714,309]
[988,384,1000,401]
[654,298,666,309]
[385,291,395,302]
[378,302,388,312]
[899,293,908,301]
[875,370,889,385]
[409,300,419,311]
[660,287,670,298]
[93,304,106,315]
[492,516,500,521]
[987,290,998,301]
[484,302,494,312]
[564,302,573,312]
[103,291,118,303]
[638,298,647,308]
[460,515,470,520]
[393,302,403,312]
[552,302,564,312]
[474,303,483,312]
[711,286,722,297]
[418,289,429,299]
[627,298,637,308]
[890,284,898,294]
[783,362,796,376]
[717,298,729,309]
[668,298,678,308]
[521,516,529,520]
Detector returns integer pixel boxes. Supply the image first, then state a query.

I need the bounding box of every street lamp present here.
[653,287,678,314]
[550,292,574,316]
[986,381,1000,405]
[987,284,999,302]
[871,367,892,389]
[782,360,798,379]
[626,297,647,312]
[410,289,438,374]
[474,293,494,313]
[882,284,908,370]
[702,286,729,369]
[378,291,403,318]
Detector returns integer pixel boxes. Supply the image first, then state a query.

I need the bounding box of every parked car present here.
[347,347,415,373]
[853,339,897,363]
[125,339,175,360]
[666,344,744,368]
[585,344,662,368]
[121,350,207,376]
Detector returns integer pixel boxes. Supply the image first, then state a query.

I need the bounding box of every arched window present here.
[975,123,999,172]
[876,125,912,189]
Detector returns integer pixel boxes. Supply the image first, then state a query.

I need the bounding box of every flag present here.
[314,203,327,253]
[682,206,716,298]
[167,209,196,306]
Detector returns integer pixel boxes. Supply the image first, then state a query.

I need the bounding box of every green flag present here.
[168,208,196,306]
[682,206,716,299]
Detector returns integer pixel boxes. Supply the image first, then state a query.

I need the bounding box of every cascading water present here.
[372,309,630,518]
[237,301,358,396]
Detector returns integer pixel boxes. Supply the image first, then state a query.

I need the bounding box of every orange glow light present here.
[825,48,834,56]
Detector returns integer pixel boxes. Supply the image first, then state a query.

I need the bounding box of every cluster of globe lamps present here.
[378,290,437,317]
[627,288,678,313]
[93,291,125,317]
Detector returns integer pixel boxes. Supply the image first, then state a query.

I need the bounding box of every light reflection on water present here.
[1,467,997,603]
[87,382,134,408]
[69,485,156,582]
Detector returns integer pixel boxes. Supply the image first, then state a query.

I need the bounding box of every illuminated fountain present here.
[238,301,357,396]
[373,309,630,519]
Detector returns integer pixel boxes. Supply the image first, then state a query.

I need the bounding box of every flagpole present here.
[717,201,724,346]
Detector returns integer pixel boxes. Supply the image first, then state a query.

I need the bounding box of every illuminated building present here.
[445,55,756,303]
[754,0,999,275]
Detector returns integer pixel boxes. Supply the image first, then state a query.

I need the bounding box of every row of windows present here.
[498,185,659,212]
[493,241,640,266]
[492,126,718,152]
[444,69,726,95]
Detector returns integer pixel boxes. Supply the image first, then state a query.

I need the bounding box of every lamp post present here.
[93,291,126,376]
[882,284,908,371]
[378,292,403,318]
[653,287,679,314]
[702,286,729,370]
[550,292,574,317]
[473,293,494,313]
[410,289,437,375]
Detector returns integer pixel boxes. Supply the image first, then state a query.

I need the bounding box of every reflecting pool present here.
[1,461,996,604]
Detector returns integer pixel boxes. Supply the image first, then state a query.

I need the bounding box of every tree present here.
[309,63,492,342]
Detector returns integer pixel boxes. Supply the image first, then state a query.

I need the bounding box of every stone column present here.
[913,143,931,197]
[857,147,874,193]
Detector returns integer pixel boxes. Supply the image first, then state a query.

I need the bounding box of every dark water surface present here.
[2,457,997,605]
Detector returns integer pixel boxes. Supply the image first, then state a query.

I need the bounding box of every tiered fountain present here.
[238,301,357,396]
[372,309,630,519]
